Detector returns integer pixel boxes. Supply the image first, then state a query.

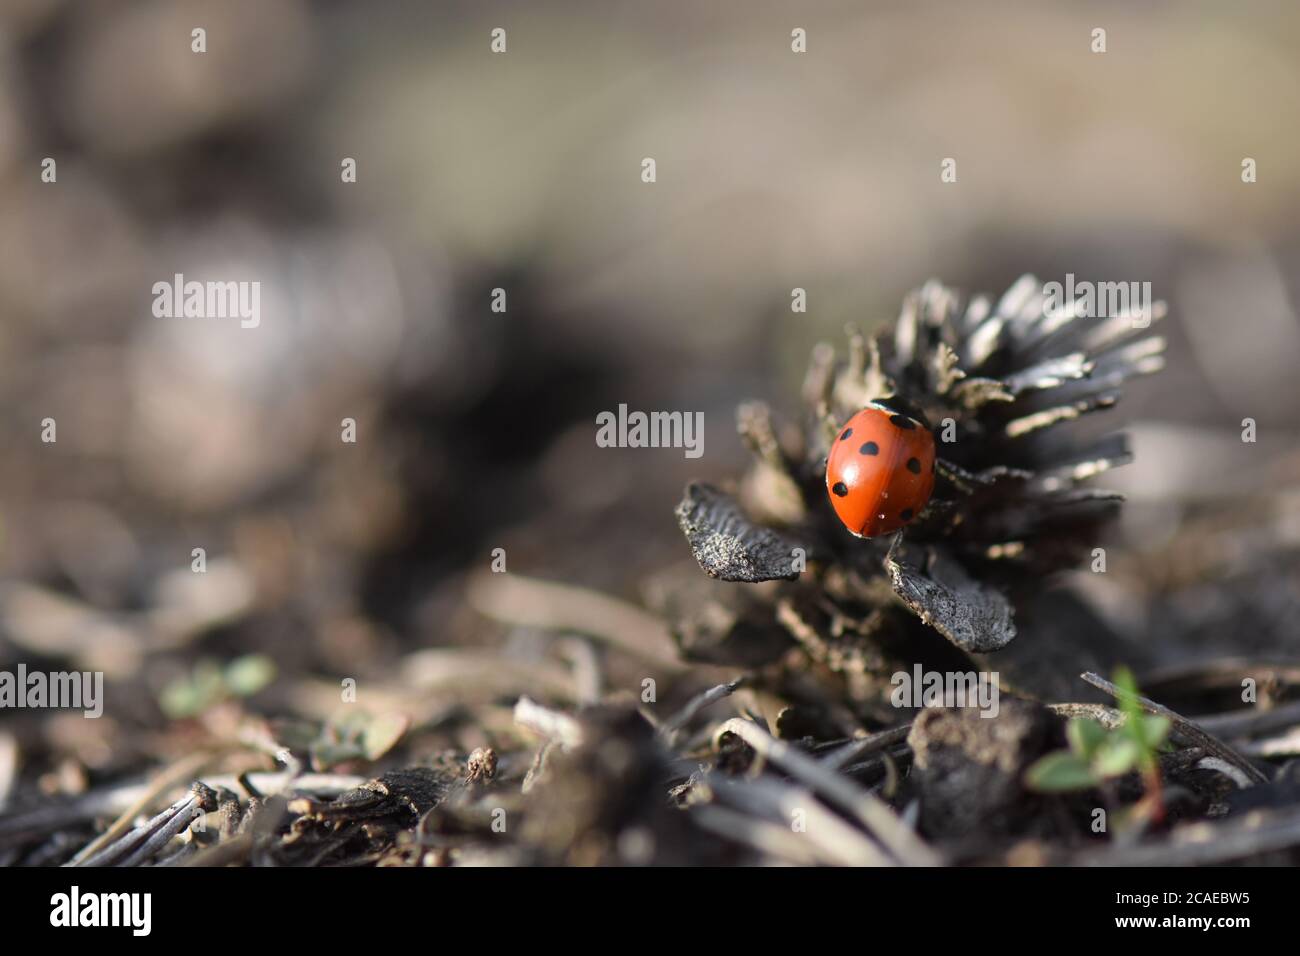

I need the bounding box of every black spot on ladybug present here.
[860,441,879,456]
[832,481,849,497]
[889,414,916,430]
[839,428,853,441]
[906,457,921,474]
[870,396,931,428]
[901,508,914,521]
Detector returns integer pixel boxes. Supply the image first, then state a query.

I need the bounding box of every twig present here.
[77,784,216,868]
[661,678,743,743]
[1074,807,1300,866]
[116,789,212,868]
[706,774,893,866]
[514,696,585,750]
[557,637,603,704]
[690,804,826,866]
[522,740,557,794]
[1193,757,1254,789]
[1139,658,1300,696]
[216,771,364,797]
[715,718,941,866]
[67,750,214,866]
[1242,726,1300,758]
[820,725,912,770]
[183,833,254,868]
[1079,672,1267,786]
[1196,700,1300,741]
[1048,702,1125,727]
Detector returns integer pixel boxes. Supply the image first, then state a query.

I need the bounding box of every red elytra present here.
[825,403,936,537]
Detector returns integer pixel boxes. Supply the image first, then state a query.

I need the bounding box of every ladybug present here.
[825,401,936,537]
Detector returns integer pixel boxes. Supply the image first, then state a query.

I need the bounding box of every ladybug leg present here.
[916,498,956,522]
[934,458,981,494]
[886,532,941,578]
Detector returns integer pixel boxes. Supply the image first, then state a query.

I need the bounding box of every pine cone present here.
[675,275,1166,662]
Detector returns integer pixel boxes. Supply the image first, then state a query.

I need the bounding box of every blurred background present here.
[2,0,1300,801]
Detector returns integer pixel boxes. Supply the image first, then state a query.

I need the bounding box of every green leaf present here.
[159,660,225,719]
[224,654,276,698]
[1112,666,1145,725]
[308,711,411,770]
[310,742,359,770]
[159,681,203,720]
[1025,752,1101,792]
[1093,735,1142,777]
[361,713,411,761]
[1066,718,1108,758]
[1139,714,1171,749]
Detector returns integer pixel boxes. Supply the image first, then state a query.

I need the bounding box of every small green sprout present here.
[307,710,411,770]
[1025,667,1171,801]
[159,654,276,719]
